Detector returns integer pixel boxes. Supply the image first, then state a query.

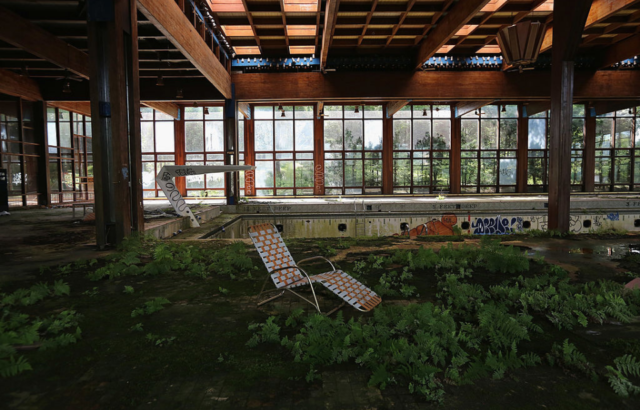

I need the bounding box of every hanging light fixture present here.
[277,104,283,111]
[496,21,546,73]
[501,105,506,113]
[156,75,164,86]
[59,111,64,120]
[422,108,427,117]
[435,106,440,112]
[204,107,210,115]
[474,109,480,116]
[354,105,359,114]
[281,110,286,118]
[62,79,71,94]
[629,108,634,115]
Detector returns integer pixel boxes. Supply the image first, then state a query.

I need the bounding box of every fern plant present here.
[606,355,640,397]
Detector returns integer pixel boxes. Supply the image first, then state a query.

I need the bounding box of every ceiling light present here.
[62,80,71,94]
[501,105,506,113]
[59,111,64,120]
[435,106,440,112]
[204,107,210,115]
[354,106,359,114]
[629,108,634,115]
[474,109,479,116]
[156,75,164,86]
[281,110,286,118]
[277,104,283,111]
[422,109,427,117]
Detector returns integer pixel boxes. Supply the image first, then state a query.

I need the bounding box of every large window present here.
[184,105,225,197]
[1,100,41,206]
[141,107,175,198]
[595,107,639,191]
[461,105,518,193]
[526,104,585,192]
[392,104,451,193]
[324,105,383,195]
[255,105,314,196]
[46,107,92,203]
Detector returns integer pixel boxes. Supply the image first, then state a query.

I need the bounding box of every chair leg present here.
[324,302,346,317]
[257,290,285,306]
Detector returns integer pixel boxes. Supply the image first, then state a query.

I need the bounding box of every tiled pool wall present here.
[208,210,640,239]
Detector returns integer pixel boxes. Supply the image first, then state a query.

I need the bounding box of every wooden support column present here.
[516,104,528,193]
[382,106,393,195]
[87,0,144,247]
[548,0,592,232]
[224,85,239,204]
[244,111,255,196]
[313,103,325,195]
[174,106,186,196]
[33,101,51,206]
[583,107,597,192]
[450,116,461,194]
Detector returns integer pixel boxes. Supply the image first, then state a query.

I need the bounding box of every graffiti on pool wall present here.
[471,215,523,235]
[396,213,457,237]
[607,212,620,221]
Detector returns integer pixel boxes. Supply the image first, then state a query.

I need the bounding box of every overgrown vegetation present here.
[247,238,640,403]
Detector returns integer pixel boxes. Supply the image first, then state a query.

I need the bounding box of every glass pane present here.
[205,106,224,120]
[571,157,583,185]
[433,105,451,118]
[503,105,518,118]
[595,157,610,184]
[483,105,498,118]
[393,159,411,186]
[47,122,57,146]
[528,119,546,149]
[344,159,362,186]
[499,158,516,185]
[481,119,498,149]
[528,158,545,186]
[364,120,382,150]
[184,106,203,120]
[256,161,274,187]
[295,106,314,119]
[141,107,153,120]
[185,121,204,152]
[255,121,273,151]
[255,106,273,119]
[142,162,155,189]
[500,119,517,149]
[395,106,411,118]
[572,104,585,117]
[432,159,449,187]
[295,161,313,187]
[615,118,633,148]
[324,160,343,187]
[141,122,154,152]
[432,120,450,150]
[393,119,411,150]
[155,122,175,152]
[275,161,294,187]
[275,121,293,151]
[59,123,72,148]
[295,120,313,151]
[480,158,497,185]
[461,120,478,150]
[412,158,430,186]
[364,105,383,118]
[413,105,430,118]
[345,121,363,150]
[324,106,342,118]
[186,161,204,188]
[344,106,362,119]
[572,118,585,149]
[413,120,431,150]
[324,120,343,150]
[595,118,613,148]
[614,157,631,184]
[364,159,382,186]
[205,121,224,152]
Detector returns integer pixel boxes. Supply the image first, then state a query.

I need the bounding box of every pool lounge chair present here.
[248,223,382,314]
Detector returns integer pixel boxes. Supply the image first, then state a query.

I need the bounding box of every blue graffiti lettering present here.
[607,212,620,221]
[471,216,523,235]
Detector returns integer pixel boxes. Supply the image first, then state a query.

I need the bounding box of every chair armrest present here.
[270,265,314,284]
[296,256,336,272]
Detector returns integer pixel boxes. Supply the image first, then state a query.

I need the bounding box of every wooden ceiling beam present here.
[231,71,640,101]
[455,100,494,117]
[142,101,180,119]
[540,0,638,53]
[320,0,340,70]
[596,32,640,68]
[238,102,251,119]
[414,0,491,69]
[413,0,454,46]
[316,101,324,118]
[137,0,232,98]
[48,101,92,117]
[0,5,89,79]
[386,100,411,117]
[0,68,43,101]
[590,100,640,116]
[524,101,551,117]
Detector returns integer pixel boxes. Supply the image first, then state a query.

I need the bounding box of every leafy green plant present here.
[374,267,417,298]
[246,316,281,348]
[605,355,640,397]
[219,287,229,295]
[146,333,176,347]
[129,323,144,332]
[123,286,135,294]
[547,339,597,380]
[82,287,100,298]
[131,297,170,317]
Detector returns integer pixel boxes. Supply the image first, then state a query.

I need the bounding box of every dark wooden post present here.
[224,84,239,204]
[583,107,596,192]
[174,106,186,196]
[382,105,393,195]
[313,103,324,196]
[33,101,51,206]
[516,104,528,193]
[548,0,592,232]
[87,0,143,247]
[244,107,255,196]
[450,115,461,194]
